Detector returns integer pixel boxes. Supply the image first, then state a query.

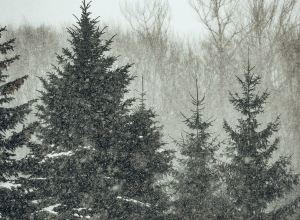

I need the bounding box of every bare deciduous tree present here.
[188,0,244,76]
[244,0,299,87]
[188,0,246,123]
[120,0,171,57]
[120,0,173,110]
[243,0,300,152]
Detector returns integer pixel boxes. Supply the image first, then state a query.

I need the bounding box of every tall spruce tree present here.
[114,76,174,219]
[222,57,300,219]
[22,1,137,219]
[172,80,225,219]
[0,26,37,219]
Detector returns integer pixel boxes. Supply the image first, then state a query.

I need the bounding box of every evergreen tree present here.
[222,57,300,219]
[0,26,37,219]
[22,1,137,219]
[115,76,174,219]
[172,80,225,219]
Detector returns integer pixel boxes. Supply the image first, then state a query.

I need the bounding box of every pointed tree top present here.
[135,76,148,110]
[248,47,250,68]
[81,0,91,10]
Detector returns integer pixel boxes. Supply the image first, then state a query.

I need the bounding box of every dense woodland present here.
[0,0,300,219]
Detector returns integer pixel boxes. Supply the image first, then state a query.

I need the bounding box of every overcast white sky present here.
[0,0,205,37]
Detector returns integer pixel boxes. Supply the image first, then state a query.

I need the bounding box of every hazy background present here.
[0,0,204,37]
[0,0,300,178]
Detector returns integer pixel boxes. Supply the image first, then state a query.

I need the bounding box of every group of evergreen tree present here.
[0,1,299,219]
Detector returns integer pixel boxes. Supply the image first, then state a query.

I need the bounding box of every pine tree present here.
[0,26,37,219]
[22,1,136,219]
[114,76,174,219]
[172,80,224,219]
[222,56,300,219]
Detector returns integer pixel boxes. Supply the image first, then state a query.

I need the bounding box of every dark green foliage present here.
[23,1,137,218]
[114,76,174,219]
[172,80,223,219]
[222,58,300,219]
[23,1,174,217]
[0,26,37,219]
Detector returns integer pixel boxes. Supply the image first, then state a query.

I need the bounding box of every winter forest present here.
[0,0,300,219]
